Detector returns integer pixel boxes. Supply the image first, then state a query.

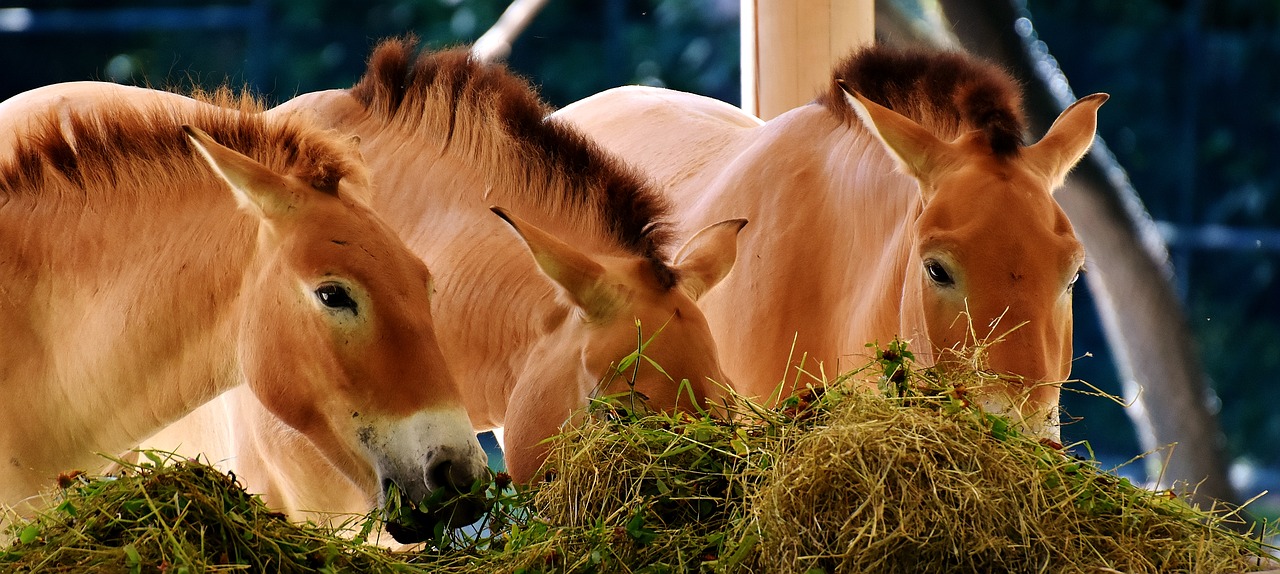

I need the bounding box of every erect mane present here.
[818,47,1027,157]
[0,88,365,203]
[348,37,675,283]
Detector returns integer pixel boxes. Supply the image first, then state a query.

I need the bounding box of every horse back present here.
[554,86,761,209]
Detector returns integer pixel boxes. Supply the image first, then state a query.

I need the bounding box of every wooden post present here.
[741,0,874,120]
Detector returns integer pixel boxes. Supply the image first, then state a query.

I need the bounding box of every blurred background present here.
[1,0,1275,515]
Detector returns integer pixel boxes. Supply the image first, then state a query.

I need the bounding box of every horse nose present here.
[429,446,488,493]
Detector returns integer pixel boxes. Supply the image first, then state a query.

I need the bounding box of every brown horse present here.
[0,88,488,539]
[135,39,743,528]
[555,47,1105,439]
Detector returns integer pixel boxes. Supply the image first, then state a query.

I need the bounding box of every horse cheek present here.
[921,293,965,361]
[238,303,329,436]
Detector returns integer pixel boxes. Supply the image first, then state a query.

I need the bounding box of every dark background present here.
[2,0,1275,504]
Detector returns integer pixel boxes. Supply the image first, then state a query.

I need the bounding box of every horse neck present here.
[277,90,627,254]
[1,175,259,468]
[378,155,613,429]
[828,122,931,357]
[709,107,925,363]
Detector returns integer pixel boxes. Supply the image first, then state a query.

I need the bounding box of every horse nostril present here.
[430,459,458,492]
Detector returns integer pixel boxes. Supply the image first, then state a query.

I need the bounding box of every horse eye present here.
[924,260,953,286]
[1068,267,1085,290]
[315,283,358,313]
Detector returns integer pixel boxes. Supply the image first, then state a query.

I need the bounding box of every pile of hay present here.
[512,340,1276,573]
[4,341,1274,573]
[0,452,438,573]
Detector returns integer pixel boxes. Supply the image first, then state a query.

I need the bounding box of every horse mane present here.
[0,88,365,203]
[348,37,676,286]
[818,47,1027,157]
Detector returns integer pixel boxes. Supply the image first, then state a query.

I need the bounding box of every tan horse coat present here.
[137,40,744,527]
[555,48,1104,438]
[0,86,486,539]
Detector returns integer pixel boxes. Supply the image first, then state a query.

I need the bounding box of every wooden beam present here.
[741,0,874,120]
[471,0,551,63]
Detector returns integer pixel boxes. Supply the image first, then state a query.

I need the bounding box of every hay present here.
[4,340,1274,573]
[0,453,441,573]
[752,391,1260,573]
[520,340,1275,573]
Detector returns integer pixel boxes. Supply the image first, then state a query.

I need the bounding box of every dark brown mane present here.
[348,37,675,285]
[818,47,1027,156]
[0,88,363,201]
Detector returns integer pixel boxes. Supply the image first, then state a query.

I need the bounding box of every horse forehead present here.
[284,202,430,283]
[923,185,1080,265]
[603,259,710,332]
[929,162,1072,230]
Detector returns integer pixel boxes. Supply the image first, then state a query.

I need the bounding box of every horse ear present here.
[491,206,625,320]
[342,134,365,161]
[672,218,748,301]
[184,125,298,220]
[1023,93,1107,192]
[840,81,954,198]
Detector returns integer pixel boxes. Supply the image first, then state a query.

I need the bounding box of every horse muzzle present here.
[377,444,491,543]
[357,409,491,543]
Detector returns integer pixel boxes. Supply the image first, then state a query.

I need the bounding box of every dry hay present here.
[752,391,1257,573]
[526,340,1275,573]
[3,341,1275,573]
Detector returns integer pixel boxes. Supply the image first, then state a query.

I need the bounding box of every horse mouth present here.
[380,479,489,544]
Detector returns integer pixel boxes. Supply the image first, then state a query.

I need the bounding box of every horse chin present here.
[381,490,488,544]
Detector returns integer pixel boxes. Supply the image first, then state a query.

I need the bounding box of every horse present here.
[553,47,1106,439]
[135,38,744,527]
[0,86,489,542]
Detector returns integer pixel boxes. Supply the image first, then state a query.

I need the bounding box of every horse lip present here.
[379,481,489,544]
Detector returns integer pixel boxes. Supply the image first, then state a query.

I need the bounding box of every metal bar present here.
[1156,221,1280,252]
[0,6,258,33]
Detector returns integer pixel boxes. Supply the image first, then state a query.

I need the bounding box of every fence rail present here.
[1158,221,1280,253]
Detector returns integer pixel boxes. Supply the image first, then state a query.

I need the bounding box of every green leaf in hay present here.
[641,355,673,382]
[121,498,148,518]
[55,499,77,517]
[989,416,1011,441]
[730,438,749,456]
[123,543,141,572]
[142,450,165,468]
[625,507,658,545]
[616,350,640,374]
[18,524,38,544]
[352,514,376,544]
[721,533,759,568]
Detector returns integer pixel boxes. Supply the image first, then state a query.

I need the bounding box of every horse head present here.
[490,207,743,482]
[185,126,488,541]
[843,88,1107,438]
